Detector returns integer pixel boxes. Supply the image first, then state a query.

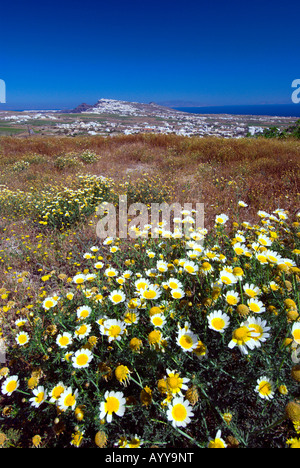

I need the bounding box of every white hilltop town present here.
[0,98,298,138]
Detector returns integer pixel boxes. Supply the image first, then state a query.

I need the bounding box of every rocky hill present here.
[63,98,180,117]
[64,103,94,113]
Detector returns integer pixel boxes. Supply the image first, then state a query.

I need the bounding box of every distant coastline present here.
[1,103,300,118]
[173,104,300,117]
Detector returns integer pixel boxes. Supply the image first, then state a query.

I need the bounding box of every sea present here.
[173,104,300,118]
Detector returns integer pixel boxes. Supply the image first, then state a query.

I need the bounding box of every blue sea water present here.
[173,104,300,118]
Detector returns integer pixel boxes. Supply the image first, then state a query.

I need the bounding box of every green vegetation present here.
[248,119,300,139]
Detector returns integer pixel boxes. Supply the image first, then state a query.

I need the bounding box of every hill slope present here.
[64,98,180,117]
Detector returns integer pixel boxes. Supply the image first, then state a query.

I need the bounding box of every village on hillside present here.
[0,98,298,138]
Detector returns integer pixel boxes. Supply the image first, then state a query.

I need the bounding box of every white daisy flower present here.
[108,289,126,304]
[150,313,166,328]
[99,390,126,423]
[176,326,198,352]
[246,316,271,347]
[74,323,92,340]
[207,310,230,334]
[76,305,92,320]
[255,376,274,400]
[215,213,229,225]
[228,321,259,355]
[183,260,199,275]
[247,298,266,314]
[56,332,73,348]
[42,296,58,310]
[170,288,185,300]
[29,386,48,408]
[15,331,30,346]
[1,375,19,396]
[49,382,66,403]
[73,274,86,285]
[72,348,93,368]
[58,386,78,411]
[166,396,194,428]
[100,319,126,342]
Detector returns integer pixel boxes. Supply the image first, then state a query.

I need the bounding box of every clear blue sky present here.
[1,0,300,109]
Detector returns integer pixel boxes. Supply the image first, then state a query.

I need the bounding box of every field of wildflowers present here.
[0,135,299,449]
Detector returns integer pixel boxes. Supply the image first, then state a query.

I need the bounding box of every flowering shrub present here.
[0,174,117,229]
[77,150,100,164]
[53,150,99,170]
[53,153,81,170]
[11,160,30,172]
[34,174,118,229]
[119,174,174,206]
[0,203,299,448]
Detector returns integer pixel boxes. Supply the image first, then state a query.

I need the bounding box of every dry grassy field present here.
[1,133,299,208]
[0,134,299,448]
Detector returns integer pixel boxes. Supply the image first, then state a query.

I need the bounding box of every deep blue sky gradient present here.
[1,0,300,109]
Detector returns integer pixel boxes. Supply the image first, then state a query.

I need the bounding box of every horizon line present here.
[0,101,298,112]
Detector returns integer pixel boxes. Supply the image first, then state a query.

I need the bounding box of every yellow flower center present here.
[76,354,89,366]
[258,381,272,396]
[52,386,64,399]
[59,336,70,346]
[76,325,87,335]
[245,289,256,297]
[115,365,129,382]
[105,396,120,414]
[220,275,232,285]
[227,295,237,305]
[64,394,76,407]
[185,265,195,273]
[202,262,212,271]
[36,391,45,403]
[233,326,250,344]
[6,381,17,393]
[293,329,300,343]
[268,254,277,263]
[172,403,187,422]
[152,315,164,326]
[166,374,182,393]
[143,289,157,299]
[108,325,122,337]
[179,334,194,349]
[75,278,84,284]
[112,294,122,302]
[211,317,225,330]
[249,303,260,313]
[172,291,182,299]
[208,438,225,448]
[149,306,161,316]
[79,309,89,318]
[130,337,142,350]
[257,254,267,263]
[18,334,28,344]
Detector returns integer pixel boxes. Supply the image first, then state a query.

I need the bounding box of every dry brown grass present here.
[0,133,299,225]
